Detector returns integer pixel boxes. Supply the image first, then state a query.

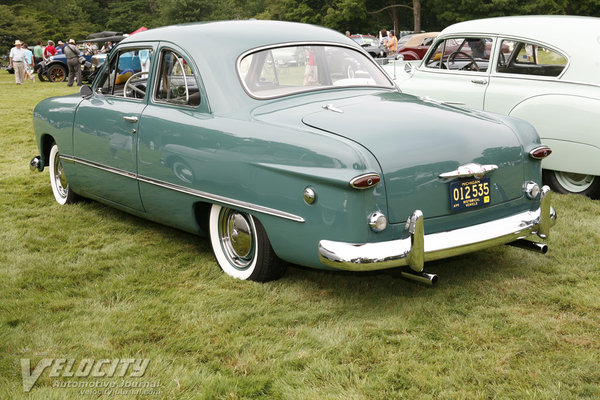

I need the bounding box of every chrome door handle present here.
[471,79,488,85]
[123,116,138,123]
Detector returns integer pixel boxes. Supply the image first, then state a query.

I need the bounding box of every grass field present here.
[1,71,599,399]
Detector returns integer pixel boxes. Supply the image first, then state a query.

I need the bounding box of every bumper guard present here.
[318,186,556,273]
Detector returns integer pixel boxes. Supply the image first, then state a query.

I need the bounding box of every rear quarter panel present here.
[507,94,600,176]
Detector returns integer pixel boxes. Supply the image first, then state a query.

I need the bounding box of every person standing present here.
[44,40,57,60]
[64,39,82,86]
[33,41,43,73]
[23,43,35,82]
[9,40,27,85]
[386,31,398,55]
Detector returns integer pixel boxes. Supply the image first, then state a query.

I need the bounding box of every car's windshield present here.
[238,44,394,99]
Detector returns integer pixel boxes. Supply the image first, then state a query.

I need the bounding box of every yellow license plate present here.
[450,178,491,212]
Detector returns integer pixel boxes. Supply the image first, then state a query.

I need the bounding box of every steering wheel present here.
[448,51,479,71]
[124,71,148,98]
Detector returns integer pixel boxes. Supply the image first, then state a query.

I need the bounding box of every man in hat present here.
[63,39,82,86]
[9,40,27,84]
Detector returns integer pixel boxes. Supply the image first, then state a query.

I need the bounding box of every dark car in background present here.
[37,31,126,83]
[350,34,388,58]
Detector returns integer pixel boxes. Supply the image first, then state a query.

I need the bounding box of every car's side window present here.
[496,40,567,77]
[154,49,200,107]
[96,48,153,98]
[425,37,492,72]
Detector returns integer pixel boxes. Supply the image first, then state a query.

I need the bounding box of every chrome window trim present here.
[421,35,495,73]
[59,155,304,223]
[152,47,201,109]
[93,46,155,100]
[491,35,570,80]
[236,41,396,100]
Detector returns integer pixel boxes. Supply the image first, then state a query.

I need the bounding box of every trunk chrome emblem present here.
[322,104,343,113]
[439,163,498,180]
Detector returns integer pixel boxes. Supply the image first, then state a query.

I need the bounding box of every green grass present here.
[1,71,600,399]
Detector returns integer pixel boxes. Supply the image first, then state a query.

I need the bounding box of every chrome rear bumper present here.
[318,186,556,272]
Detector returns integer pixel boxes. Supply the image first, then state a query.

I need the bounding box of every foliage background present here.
[1,0,599,54]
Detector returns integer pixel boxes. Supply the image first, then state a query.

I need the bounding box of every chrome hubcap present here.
[53,153,68,198]
[555,171,594,193]
[219,210,255,269]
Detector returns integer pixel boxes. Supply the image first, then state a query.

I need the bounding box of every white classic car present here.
[384,15,600,198]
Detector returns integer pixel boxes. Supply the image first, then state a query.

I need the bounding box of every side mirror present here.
[80,85,93,98]
[404,63,413,74]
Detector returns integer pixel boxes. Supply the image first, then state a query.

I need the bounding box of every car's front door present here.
[72,44,155,211]
[402,36,494,109]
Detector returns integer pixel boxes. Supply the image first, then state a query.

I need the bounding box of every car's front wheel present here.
[543,169,600,199]
[46,64,67,82]
[49,143,77,205]
[209,205,285,282]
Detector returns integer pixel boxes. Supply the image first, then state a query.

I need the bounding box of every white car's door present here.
[398,37,496,109]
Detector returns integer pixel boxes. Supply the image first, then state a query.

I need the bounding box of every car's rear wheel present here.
[543,169,600,199]
[49,143,77,205]
[47,64,67,82]
[209,205,285,282]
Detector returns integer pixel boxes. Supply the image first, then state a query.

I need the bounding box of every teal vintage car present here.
[30,20,556,284]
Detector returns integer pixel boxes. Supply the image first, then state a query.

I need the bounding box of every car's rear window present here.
[238,44,394,99]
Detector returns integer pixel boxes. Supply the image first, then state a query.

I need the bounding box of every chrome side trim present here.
[60,155,305,223]
[59,155,137,179]
[137,175,305,222]
[318,186,556,272]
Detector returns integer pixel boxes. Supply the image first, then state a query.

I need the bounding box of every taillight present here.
[349,173,380,189]
[529,145,552,159]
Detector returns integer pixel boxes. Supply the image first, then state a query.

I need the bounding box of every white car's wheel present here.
[209,205,284,282]
[49,143,77,205]
[544,170,600,199]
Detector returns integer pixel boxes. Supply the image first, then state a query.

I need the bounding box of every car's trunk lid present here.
[301,93,525,223]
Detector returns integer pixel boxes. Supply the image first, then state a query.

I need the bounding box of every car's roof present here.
[118,20,368,113]
[441,15,599,51]
[440,16,600,83]
[121,20,354,53]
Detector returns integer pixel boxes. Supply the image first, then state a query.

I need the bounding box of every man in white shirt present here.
[9,40,27,85]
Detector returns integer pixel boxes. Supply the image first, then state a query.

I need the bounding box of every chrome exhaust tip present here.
[507,239,548,254]
[400,268,438,285]
[30,156,43,172]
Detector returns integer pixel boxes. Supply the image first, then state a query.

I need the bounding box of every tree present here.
[367,0,421,34]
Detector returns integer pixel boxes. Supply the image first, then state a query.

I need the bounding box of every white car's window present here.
[238,45,394,99]
[96,48,153,98]
[496,40,567,77]
[424,37,492,72]
[154,49,200,107]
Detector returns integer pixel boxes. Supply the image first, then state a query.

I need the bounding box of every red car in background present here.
[397,32,439,60]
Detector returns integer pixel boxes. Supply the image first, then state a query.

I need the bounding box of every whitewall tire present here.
[209,204,284,282]
[49,143,77,205]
